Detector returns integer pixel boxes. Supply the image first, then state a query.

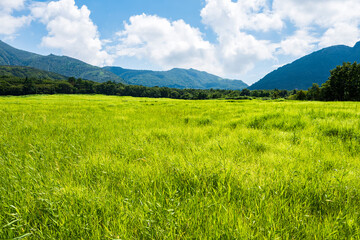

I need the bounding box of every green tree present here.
[295,90,307,100]
[56,82,74,94]
[240,88,251,96]
[344,62,360,101]
[271,89,280,99]
[68,77,76,86]
[324,62,360,101]
[328,62,350,101]
[23,77,36,95]
[307,83,320,100]
[195,91,209,100]
[319,80,332,101]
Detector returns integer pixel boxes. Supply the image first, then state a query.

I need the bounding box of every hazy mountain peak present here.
[104,66,248,90]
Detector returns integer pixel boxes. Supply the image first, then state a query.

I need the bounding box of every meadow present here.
[1,95,360,239]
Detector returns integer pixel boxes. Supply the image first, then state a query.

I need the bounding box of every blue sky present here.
[1,0,360,84]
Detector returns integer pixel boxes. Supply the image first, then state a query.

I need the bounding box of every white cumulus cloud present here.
[0,0,25,11]
[200,0,280,74]
[274,0,360,53]
[30,0,113,66]
[274,0,360,29]
[201,0,283,34]
[319,23,360,48]
[278,30,317,57]
[0,0,30,36]
[116,14,220,75]
[115,2,282,77]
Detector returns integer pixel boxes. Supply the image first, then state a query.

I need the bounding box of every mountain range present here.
[104,66,248,90]
[1,39,360,90]
[0,40,248,90]
[0,40,124,83]
[249,41,360,90]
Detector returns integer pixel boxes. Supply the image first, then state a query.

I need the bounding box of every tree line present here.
[1,62,360,101]
[0,76,291,100]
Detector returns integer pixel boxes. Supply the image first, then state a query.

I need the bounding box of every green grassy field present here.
[1,95,360,239]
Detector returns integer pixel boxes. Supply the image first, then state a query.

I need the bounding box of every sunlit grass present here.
[1,95,360,239]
